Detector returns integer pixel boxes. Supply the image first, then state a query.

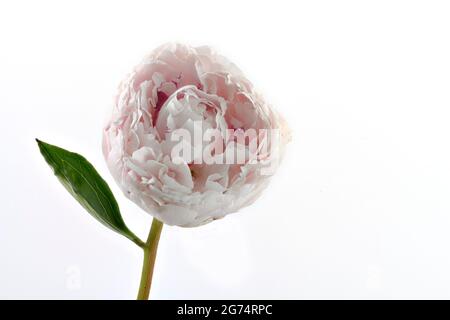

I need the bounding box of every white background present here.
[1,0,450,299]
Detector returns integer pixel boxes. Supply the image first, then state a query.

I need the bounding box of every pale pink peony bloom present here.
[103,43,290,227]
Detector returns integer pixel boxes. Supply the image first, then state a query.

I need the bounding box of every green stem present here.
[137,218,164,300]
[130,233,146,249]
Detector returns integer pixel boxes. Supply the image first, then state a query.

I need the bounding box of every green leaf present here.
[36,139,143,247]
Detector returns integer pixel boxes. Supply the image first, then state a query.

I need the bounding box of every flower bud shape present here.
[103,43,290,227]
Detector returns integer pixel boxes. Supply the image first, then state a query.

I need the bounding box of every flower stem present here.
[137,218,163,300]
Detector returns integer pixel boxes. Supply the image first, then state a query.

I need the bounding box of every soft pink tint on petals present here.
[103,43,290,227]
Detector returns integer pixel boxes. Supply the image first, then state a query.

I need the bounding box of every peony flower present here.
[103,43,290,227]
